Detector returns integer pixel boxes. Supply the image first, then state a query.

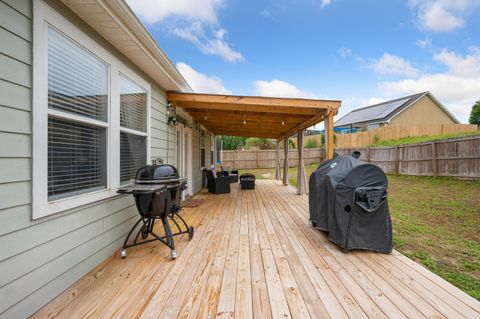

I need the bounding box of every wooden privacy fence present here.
[221,135,480,178]
[220,148,324,169]
[334,124,478,148]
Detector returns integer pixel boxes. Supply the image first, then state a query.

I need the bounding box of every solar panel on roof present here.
[335,97,412,127]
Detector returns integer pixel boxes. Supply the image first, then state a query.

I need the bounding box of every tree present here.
[320,134,337,146]
[217,136,247,150]
[469,101,480,124]
[245,137,276,150]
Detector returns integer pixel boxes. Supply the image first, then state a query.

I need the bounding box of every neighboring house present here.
[0,0,216,317]
[335,92,459,131]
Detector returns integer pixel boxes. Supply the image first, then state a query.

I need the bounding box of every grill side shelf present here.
[117,184,167,195]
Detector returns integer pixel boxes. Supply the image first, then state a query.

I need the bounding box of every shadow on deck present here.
[33,180,480,318]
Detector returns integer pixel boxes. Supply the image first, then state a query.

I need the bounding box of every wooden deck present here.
[33,180,480,318]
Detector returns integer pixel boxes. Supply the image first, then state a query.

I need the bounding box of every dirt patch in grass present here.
[239,166,480,300]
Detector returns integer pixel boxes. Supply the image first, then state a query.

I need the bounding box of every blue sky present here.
[127,0,480,123]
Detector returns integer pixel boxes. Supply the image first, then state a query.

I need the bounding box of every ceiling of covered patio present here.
[167,92,341,139]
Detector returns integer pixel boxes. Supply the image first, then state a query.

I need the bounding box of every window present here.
[47,27,108,200]
[200,133,206,168]
[211,135,215,166]
[33,3,150,219]
[119,75,148,184]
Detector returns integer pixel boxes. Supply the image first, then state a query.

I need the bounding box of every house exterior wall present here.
[390,95,456,125]
[0,1,202,317]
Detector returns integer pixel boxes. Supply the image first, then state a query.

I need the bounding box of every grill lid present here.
[135,164,179,183]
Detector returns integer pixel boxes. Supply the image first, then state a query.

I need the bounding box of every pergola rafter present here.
[167,91,341,194]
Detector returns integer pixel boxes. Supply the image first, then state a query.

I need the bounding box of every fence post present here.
[366,147,371,163]
[431,141,437,177]
[256,150,259,168]
[395,146,400,174]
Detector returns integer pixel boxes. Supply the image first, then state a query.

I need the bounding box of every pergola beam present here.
[183,108,311,120]
[167,91,341,149]
[168,92,340,109]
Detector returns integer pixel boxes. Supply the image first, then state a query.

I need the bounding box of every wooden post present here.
[395,145,400,174]
[232,151,236,170]
[283,138,289,185]
[275,141,281,180]
[325,111,334,159]
[297,129,307,195]
[431,141,437,177]
[256,150,259,168]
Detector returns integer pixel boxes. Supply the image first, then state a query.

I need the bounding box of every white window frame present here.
[32,1,151,219]
[119,72,150,185]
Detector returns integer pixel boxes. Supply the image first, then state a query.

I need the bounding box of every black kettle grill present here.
[117,162,194,259]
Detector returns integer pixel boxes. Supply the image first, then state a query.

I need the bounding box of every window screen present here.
[47,27,108,200]
[120,75,147,183]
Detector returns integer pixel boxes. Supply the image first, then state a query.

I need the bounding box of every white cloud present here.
[176,62,231,94]
[320,0,332,8]
[253,79,317,98]
[370,47,480,123]
[338,47,352,58]
[126,0,243,63]
[365,97,387,106]
[433,47,480,77]
[126,0,222,24]
[408,0,475,32]
[381,74,478,122]
[173,23,243,62]
[371,53,419,77]
[415,37,432,49]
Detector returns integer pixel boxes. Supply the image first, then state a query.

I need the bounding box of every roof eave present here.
[61,0,192,92]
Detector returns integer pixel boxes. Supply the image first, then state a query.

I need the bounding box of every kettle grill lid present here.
[135,164,179,181]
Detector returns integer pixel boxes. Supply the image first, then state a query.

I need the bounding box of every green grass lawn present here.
[239,165,480,300]
[369,131,480,147]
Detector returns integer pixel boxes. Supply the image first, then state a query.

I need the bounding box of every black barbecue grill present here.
[117,162,194,259]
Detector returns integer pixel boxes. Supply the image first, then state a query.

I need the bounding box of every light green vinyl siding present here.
[0,0,192,318]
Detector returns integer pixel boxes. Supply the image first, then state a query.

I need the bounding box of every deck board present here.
[32,180,480,319]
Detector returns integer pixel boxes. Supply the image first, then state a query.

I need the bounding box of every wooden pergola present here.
[167,92,341,194]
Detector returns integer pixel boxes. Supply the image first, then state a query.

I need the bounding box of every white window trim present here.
[32,1,151,219]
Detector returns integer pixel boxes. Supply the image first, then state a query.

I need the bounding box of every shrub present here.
[245,137,276,150]
[305,138,318,148]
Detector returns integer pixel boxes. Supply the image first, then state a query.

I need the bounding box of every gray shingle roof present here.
[334,92,427,127]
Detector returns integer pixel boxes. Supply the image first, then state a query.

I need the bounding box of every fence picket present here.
[220,135,480,178]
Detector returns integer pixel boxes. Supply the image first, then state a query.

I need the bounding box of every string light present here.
[204,110,208,120]
[243,114,247,125]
